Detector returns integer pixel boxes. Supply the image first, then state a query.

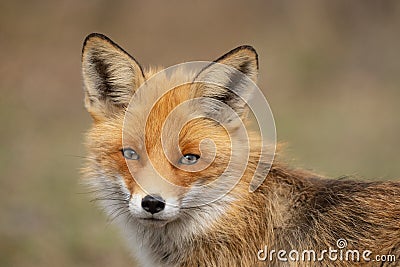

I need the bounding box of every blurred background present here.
[1,0,399,266]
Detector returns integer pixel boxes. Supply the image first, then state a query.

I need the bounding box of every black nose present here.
[141,195,165,214]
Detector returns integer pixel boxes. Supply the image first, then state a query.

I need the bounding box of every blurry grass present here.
[0,95,133,267]
[0,1,400,266]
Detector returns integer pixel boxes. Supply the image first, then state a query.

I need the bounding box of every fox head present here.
[81,33,264,231]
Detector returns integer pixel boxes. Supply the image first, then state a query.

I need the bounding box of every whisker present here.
[126,212,134,228]
[77,188,124,195]
[108,208,130,224]
[65,154,98,160]
[91,197,129,203]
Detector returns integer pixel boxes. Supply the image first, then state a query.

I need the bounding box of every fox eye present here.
[179,154,200,165]
[121,148,140,160]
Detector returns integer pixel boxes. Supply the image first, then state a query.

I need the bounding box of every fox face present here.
[82,33,263,232]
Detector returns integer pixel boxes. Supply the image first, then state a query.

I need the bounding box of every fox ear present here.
[194,45,258,121]
[81,33,145,120]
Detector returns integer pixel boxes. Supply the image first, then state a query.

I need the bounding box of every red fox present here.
[81,33,400,266]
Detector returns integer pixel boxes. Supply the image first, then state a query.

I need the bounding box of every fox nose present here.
[141,195,165,214]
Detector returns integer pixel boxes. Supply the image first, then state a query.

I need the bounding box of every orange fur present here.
[81,33,400,267]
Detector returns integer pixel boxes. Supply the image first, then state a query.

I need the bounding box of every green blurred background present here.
[1,1,399,266]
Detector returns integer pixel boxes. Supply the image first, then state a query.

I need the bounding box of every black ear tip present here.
[236,45,258,69]
[81,33,146,81]
[228,45,258,59]
[82,33,111,53]
[81,33,135,61]
[236,45,258,55]
[83,33,110,44]
[214,45,259,68]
